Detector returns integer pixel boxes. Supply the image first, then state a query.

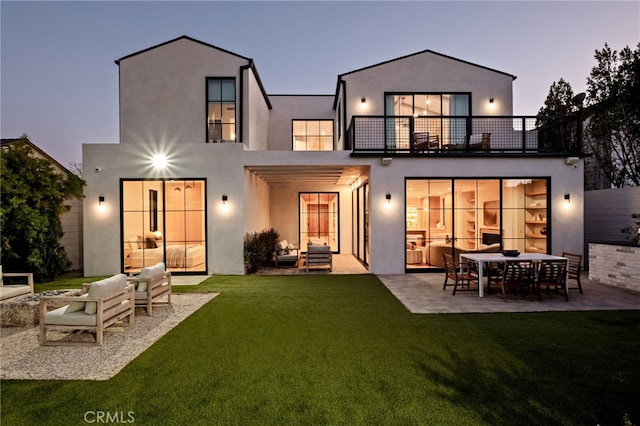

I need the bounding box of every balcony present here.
[347,115,582,156]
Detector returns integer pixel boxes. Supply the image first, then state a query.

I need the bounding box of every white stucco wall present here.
[243,168,271,235]
[266,96,335,150]
[82,143,246,276]
[118,38,249,146]
[366,156,584,275]
[243,68,271,150]
[336,50,514,148]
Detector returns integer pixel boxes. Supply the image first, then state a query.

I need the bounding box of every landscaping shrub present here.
[243,228,279,273]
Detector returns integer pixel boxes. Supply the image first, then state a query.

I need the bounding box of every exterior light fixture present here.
[385,193,392,209]
[221,194,229,212]
[488,98,495,109]
[360,97,367,110]
[151,153,168,169]
[98,195,106,212]
[564,193,571,208]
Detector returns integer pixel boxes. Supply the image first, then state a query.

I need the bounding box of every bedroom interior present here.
[122,179,207,273]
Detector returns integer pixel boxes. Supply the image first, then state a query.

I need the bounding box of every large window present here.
[207,78,236,143]
[385,93,470,148]
[300,192,339,251]
[122,179,207,274]
[293,120,334,151]
[405,178,549,270]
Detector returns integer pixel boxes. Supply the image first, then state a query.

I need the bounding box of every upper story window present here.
[207,78,236,143]
[385,93,470,117]
[292,120,334,151]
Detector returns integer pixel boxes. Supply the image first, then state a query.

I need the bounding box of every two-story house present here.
[82,36,584,276]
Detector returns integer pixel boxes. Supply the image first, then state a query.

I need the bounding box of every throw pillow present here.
[146,237,157,248]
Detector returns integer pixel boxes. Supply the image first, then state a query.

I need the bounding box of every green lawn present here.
[2,274,639,425]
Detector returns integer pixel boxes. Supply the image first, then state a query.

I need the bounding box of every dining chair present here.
[535,259,569,301]
[562,252,584,294]
[498,259,535,302]
[443,253,478,295]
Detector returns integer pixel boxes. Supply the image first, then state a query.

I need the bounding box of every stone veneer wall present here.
[588,243,640,292]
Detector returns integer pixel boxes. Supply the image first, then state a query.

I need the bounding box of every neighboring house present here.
[1,137,84,272]
[82,35,584,276]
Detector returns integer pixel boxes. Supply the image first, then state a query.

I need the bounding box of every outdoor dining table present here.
[459,252,568,297]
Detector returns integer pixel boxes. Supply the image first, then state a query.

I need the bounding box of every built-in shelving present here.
[524,181,548,253]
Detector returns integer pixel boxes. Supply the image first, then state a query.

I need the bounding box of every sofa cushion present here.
[308,245,331,253]
[139,263,166,279]
[277,240,289,251]
[65,294,88,313]
[135,291,148,300]
[308,238,324,246]
[0,285,31,301]
[84,274,128,314]
[45,305,97,326]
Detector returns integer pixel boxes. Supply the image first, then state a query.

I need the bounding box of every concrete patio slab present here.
[378,273,640,314]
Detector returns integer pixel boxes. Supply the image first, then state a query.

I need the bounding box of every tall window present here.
[385,93,470,146]
[207,78,236,143]
[300,192,339,251]
[122,179,207,274]
[292,120,334,151]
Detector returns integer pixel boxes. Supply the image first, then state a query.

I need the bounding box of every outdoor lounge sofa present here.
[274,240,299,267]
[0,266,34,301]
[127,262,172,315]
[306,244,333,272]
[39,274,134,346]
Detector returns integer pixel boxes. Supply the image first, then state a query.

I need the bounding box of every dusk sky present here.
[2,1,638,168]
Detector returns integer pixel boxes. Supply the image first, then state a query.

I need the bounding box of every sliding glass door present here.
[405,178,549,270]
[353,182,369,267]
[122,179,207,274]
[385,93,470,148]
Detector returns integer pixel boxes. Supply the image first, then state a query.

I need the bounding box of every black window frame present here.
[206,77,236,143]
[291,119,335,151]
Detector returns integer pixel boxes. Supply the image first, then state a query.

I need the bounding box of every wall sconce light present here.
[564,193,571,208]
[151,153,168,169]
[385,193,392,209]
[221,194,229,211]
[488,97,495,109]
[98,195,106,212]
[360,97,367,110]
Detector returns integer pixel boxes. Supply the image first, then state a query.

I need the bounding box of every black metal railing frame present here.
[347,115,582,155]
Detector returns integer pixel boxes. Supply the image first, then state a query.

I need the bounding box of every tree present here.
[1,141,85,281]
[585,42,640,188]
[537,78,576,117]
[536,78,580,152]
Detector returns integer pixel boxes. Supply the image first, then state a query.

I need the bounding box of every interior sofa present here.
[0,266,34,301]
[39,274,134,346]
[427,241,501,267]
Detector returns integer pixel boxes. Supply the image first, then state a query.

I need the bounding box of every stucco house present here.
[82,35,584,276]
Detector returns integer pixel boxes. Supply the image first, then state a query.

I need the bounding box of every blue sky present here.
[1,1,638,167]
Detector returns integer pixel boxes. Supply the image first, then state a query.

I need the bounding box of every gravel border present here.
[0,293,217,381]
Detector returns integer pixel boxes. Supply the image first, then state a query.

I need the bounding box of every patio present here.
[377,273,640,314]
[258,254,640,314]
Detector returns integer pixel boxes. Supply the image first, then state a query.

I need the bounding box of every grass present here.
[2,274,639,425]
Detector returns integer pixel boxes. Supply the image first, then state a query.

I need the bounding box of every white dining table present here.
[459,252,568,297]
